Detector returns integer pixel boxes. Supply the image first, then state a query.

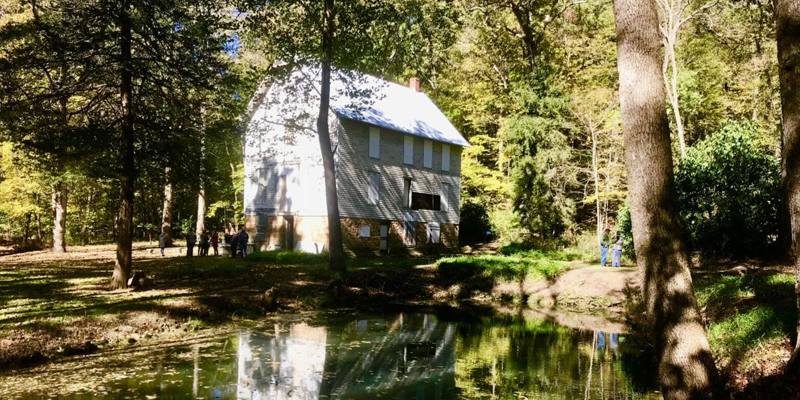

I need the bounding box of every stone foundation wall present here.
[246,214,459,255]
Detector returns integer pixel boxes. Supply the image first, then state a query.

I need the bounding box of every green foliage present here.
[459,201,491,245]
[460,134,511,210]
[488,208,527,245]
[675,121,781,257]
[0,142,49,244]
[616,204,635,259]
[436,253,569,282]
[502,91,577,238]
[616,122,780,259]
[437,245,580,285]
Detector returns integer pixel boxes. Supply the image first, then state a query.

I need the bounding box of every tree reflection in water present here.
[234,314,657,400]
[5,312,660,399]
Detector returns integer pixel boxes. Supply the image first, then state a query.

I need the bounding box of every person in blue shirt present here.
[600,231,610,267]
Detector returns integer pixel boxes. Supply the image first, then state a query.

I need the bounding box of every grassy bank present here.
[0,244,446,371]
[436,253,570,282]
[693,270,797,393]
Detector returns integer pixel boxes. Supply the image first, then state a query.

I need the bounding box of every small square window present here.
[358,225,371,238]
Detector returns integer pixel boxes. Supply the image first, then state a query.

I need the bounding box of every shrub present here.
[675,122,780,258]
[617,122,781,259]
[459,201,492,245]
[616,204,635,259]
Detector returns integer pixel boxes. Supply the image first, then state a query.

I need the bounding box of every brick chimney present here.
[409,77,421,92]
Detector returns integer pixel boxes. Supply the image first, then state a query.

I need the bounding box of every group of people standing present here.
[224,228,249,258]
[599,232,623,268]
[157,226,249,258]
[185,230,220,257]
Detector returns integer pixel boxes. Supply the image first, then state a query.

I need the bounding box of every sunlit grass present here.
[436,253,571,282]
[694,272,795,363]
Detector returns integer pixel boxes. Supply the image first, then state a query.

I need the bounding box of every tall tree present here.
[316,0,346,275]
[161,167,173,245]
[775,0,800,375]
[612,0,719,398]
[0,0,230,287]
[656,0,716,158]
[51,181,66,252]
[112,0,135,289]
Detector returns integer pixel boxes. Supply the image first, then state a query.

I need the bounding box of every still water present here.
[9,312,660,399]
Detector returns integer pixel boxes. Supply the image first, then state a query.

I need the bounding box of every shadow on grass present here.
[694,272,796,359]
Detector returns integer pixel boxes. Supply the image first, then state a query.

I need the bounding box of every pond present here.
[5,311,660,399]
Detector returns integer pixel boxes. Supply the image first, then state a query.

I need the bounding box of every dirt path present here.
[490,265,640,318]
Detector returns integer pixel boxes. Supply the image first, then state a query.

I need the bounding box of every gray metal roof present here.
[330,72,469,147]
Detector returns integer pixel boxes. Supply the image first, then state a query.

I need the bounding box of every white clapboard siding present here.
[334,119,461,224]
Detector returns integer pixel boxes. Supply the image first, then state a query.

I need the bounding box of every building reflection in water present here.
[237,323,327,399]
[236,313,456,400]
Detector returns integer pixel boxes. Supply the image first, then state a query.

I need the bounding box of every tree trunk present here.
[112,1,134,290]
[23,213,30,247]
[196,188,206,236]
[667,47,687,158]
[161,167,173,246]
[196,118,207,237]
[318,0,346,277]
[590,126,604,243]
[775,0,800,375]
[613,0,719,398]
[52,183,67,252]
[658,0,689,159]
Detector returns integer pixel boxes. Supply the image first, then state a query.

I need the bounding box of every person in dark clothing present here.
[186,231,197,257]
[159,230,168,256]
[211,230,219,256]
[229,228,238,258]
[199,230,210,256]
[237,228,249,258]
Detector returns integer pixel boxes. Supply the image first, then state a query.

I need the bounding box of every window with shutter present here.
[442,144,450,172]
[404,136,414,164]
[369,127,380,159]
[423,140,432,168]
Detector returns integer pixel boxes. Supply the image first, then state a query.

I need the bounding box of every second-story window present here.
[369,127,380,159]
[442,144,450,172]
[423,140,433,168]
[404,136,414,164]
